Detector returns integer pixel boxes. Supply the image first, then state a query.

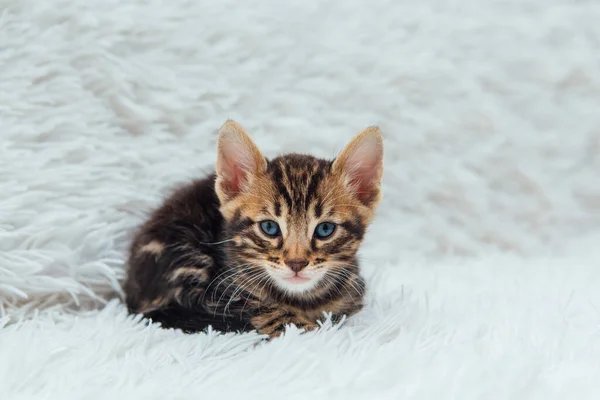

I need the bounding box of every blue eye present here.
[314,222,336,239]
[260,220,281,237]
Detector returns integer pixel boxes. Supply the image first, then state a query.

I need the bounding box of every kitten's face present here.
[215,121,383,299]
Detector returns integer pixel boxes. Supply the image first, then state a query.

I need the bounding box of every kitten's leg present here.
[147,247,259,332]
[250,306,320,338]
[249,287,365,338]
[167,265,212,310]
[128,236,216,315]
[143,305,252,333]
[136,262,252,333]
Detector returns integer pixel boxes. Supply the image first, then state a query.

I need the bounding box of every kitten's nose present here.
[284,259,309,273]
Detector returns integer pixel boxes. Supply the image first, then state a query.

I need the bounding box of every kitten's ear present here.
[332,127,384,205]
[215,120,267,201]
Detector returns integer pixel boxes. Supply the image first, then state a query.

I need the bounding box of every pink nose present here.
[284,259,309,273]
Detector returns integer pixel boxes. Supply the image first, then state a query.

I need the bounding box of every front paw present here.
[252,311,319,338]
[261,321,319,339]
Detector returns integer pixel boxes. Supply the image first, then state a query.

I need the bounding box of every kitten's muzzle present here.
[284,259,309,273]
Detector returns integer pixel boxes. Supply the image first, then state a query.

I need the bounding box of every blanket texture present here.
[1,0,600,398]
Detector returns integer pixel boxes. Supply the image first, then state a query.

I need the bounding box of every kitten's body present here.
[125,122,383,337]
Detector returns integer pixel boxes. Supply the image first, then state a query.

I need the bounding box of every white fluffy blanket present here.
[2,0,600,398]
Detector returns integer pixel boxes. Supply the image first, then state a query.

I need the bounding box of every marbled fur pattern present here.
[124,121,383,337]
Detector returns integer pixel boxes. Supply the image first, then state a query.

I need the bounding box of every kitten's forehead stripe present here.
[270,160,293,209]
[267,154,331,216]
[274,200,281,217]
[314,199,323,218]
[306,167,323,201]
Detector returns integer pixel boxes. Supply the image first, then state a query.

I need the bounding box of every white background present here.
[1,0,600,398]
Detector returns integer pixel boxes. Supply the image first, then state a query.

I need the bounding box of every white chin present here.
[270,273,322,294]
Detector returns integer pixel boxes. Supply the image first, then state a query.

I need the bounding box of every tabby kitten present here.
[124,121,384,337]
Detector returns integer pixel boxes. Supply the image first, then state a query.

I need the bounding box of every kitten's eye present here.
[259,220,281,237]
[314,222,336,239]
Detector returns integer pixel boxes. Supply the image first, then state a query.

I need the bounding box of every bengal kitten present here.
[124,121,384,338]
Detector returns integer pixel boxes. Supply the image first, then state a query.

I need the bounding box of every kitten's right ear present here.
[215,120,267,202]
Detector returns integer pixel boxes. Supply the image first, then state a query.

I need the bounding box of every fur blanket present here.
[1,0,600,398]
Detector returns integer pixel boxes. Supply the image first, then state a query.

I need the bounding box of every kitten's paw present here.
[293,320,320,332]
[255,317,319,339]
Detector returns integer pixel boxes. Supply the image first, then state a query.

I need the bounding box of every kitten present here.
[124,121,384,338]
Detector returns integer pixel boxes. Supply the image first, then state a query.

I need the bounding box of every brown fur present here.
[124,120,383,338]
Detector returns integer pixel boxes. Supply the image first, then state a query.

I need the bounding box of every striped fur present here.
[124,121,383,338]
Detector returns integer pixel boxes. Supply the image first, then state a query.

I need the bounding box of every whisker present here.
[224,270,269,317]
[211,268,248,297]
[326,267,364,299]
[215,268,263,316]
[195,238,235,246]
[227,268,264,301]
[227,269,269,316]
[203,263,250,296]
[212,268,258,309]
[322,274,344,299]
[239,279,263,317]
[258,272,274,298]
[203,264,253,305]
[241,270,274,316]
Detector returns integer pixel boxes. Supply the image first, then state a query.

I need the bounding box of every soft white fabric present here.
[1,0,600,398]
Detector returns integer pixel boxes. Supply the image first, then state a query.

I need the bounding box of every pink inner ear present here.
[222,159,244,194]
[218,138,256,196]
[343,141,382,203]
[347,162,379,202]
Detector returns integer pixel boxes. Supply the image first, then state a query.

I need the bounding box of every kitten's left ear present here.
[332,127,384,205]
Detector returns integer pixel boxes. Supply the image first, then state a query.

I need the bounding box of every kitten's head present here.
[215,120,383,299]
